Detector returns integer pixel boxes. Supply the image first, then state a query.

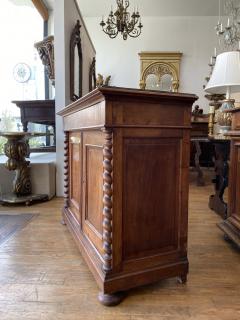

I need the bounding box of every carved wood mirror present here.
[139,52,182,92]
[89,57,97,92]
[70,20,83,101]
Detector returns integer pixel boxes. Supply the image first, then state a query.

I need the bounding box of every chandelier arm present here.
[108,31,119,39]
[110,20,118,27]
[128,27,142,38]
[102,27,119,38]
[125,0,130,9]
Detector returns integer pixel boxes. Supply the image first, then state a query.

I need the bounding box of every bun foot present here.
[178,274,187,284]
[224,234,232,242]
[61,218,66,225]
[98,291,126,306]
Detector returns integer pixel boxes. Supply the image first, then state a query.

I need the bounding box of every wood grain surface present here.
[0,173,239,319]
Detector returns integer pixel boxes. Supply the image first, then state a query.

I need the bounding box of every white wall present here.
[85,16,219,112]
[54,0,95,196]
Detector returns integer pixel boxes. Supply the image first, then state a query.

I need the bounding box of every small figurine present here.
[96,74,111,87]
[192,105,203,115]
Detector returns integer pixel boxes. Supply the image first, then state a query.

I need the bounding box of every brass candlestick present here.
[205,94,225,136]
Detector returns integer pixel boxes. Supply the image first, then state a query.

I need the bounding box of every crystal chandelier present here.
[100,0,143,40]
[215,0,240,51]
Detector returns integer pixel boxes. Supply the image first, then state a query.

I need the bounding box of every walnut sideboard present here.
[58,86,198,306]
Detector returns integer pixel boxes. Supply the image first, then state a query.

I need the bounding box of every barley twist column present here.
[62,132,69,224]
[102,128,113,273]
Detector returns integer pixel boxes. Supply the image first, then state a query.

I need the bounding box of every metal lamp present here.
[205,51,240,133]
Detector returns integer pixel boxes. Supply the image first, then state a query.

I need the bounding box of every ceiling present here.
[7,0,226,17]
[43,0,54,10]
[77,0,224,17]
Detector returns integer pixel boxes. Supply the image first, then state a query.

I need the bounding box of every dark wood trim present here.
[70,20,83,102]
[89,57,96,92]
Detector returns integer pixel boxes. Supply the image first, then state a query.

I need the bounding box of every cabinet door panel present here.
[69,132,82,222]
[82,131,104,255]
[123,137,181,261]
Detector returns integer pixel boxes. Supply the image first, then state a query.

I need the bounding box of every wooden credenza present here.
[218,107,240,247]
[58,86,197,306]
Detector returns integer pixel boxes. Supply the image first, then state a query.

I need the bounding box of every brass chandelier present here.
[100,0,143,40]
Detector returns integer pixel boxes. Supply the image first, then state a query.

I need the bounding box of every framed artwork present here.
[89,57,97,92]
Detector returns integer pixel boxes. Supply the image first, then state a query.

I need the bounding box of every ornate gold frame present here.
[139,52,182,92]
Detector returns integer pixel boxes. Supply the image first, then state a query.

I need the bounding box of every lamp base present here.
[215,99,235,133]
[219,125,232,134]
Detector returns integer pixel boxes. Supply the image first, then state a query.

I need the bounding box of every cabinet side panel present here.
[123,138,180,260]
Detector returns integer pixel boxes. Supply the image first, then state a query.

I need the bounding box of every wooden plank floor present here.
[0,175,240,319]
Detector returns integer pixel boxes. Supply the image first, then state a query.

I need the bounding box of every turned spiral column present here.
[102,128,113,273]
[63,131,69,210]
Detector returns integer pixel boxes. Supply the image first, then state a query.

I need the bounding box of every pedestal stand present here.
[0,132,48,206]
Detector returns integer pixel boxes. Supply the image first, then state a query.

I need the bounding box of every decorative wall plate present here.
[13,63,31,83]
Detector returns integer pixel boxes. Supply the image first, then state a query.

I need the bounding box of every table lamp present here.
[205,51,240,133]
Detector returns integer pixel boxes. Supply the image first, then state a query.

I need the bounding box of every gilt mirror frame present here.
[139,52,182,92]
[70,20,83,101]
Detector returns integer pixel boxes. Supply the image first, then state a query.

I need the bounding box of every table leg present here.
[22,121,28,132]
[193,141,205,186]
[209,142,230,218]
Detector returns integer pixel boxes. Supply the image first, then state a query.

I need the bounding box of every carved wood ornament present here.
[89,57,97,92]
[70,20,83,101]
[34,36,55,85]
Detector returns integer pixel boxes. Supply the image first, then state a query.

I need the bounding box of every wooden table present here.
[12,100,56,152]
[190,117,214,186]
[208,136,230,219]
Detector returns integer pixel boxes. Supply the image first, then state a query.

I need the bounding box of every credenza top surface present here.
[58,86,198,118]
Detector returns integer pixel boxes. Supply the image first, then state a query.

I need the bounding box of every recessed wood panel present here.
[69,132,81,222]
[85,146,103,234]
[82,131,104,255]
[123,138,180,260]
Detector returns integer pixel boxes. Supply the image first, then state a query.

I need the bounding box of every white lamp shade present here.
[205,51,240,94]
